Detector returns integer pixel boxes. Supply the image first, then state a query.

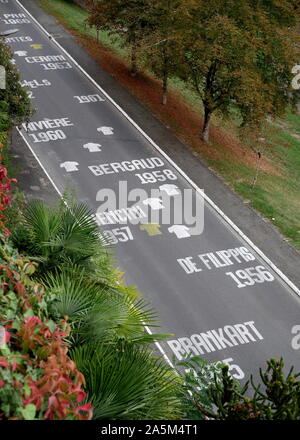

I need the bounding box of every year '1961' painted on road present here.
[74,94,105,104]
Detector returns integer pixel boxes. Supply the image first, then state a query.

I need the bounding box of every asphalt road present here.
[1,0,300,382]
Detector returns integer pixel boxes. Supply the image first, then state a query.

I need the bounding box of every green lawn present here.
[37,0,300,250]
[38,0,128,57]
[234,123,300,249]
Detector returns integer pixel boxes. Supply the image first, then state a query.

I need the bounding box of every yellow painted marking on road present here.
[30,44,43,49]
[140,223,162,236]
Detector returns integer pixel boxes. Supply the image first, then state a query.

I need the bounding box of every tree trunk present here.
[251,152,262,189]
[201,106,211,142]
[162,74,168,105]
[130,36,138,77]
[162,44,168,105]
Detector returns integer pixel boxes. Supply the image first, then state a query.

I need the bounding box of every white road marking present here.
[97,126,114,135]
[291,325,300,350]
[60,161,79,172]
[14,50,27,56]
[16,126,63,198]
[159,183,180,196]
[168,225,191,239]
[83,142,102,152]
[142,198,164,210]
[167,320,264,361]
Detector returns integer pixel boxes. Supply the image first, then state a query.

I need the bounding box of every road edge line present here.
[16,127,63,198]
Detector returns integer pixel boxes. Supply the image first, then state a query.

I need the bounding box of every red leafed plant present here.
[0,161,16,236]
[0,297,93,420]
[19,318,92,420]
[0,162,93,419]
[0,304,93,420]
[0,252,93,420]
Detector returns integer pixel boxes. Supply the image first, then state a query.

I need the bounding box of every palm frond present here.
[18,199,107,272]
[70,342,183,420]
[76,292,162,344]
[44,266,163,345]
[44,266,103,319]
[23,200,61,253]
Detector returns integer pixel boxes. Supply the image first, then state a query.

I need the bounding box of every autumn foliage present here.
[0,159,15,236]
[0,153,92,419]
[87,0,300,141]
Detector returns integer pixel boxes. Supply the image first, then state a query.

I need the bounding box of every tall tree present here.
[142,0,187,105]
[178,0,300,142]
[87,0,156,77]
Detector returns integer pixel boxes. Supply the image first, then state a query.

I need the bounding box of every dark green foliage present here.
[11,199,106,274]
[0,101,10,132]
[250,358,300,419]
[70,342,183,419]
[43,265,170,346]
[180,356,300,420]
[0,39,32,126]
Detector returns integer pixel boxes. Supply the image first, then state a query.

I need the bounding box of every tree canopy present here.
[87,0,300,141]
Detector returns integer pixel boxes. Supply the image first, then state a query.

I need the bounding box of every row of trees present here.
[86,0,300,141]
